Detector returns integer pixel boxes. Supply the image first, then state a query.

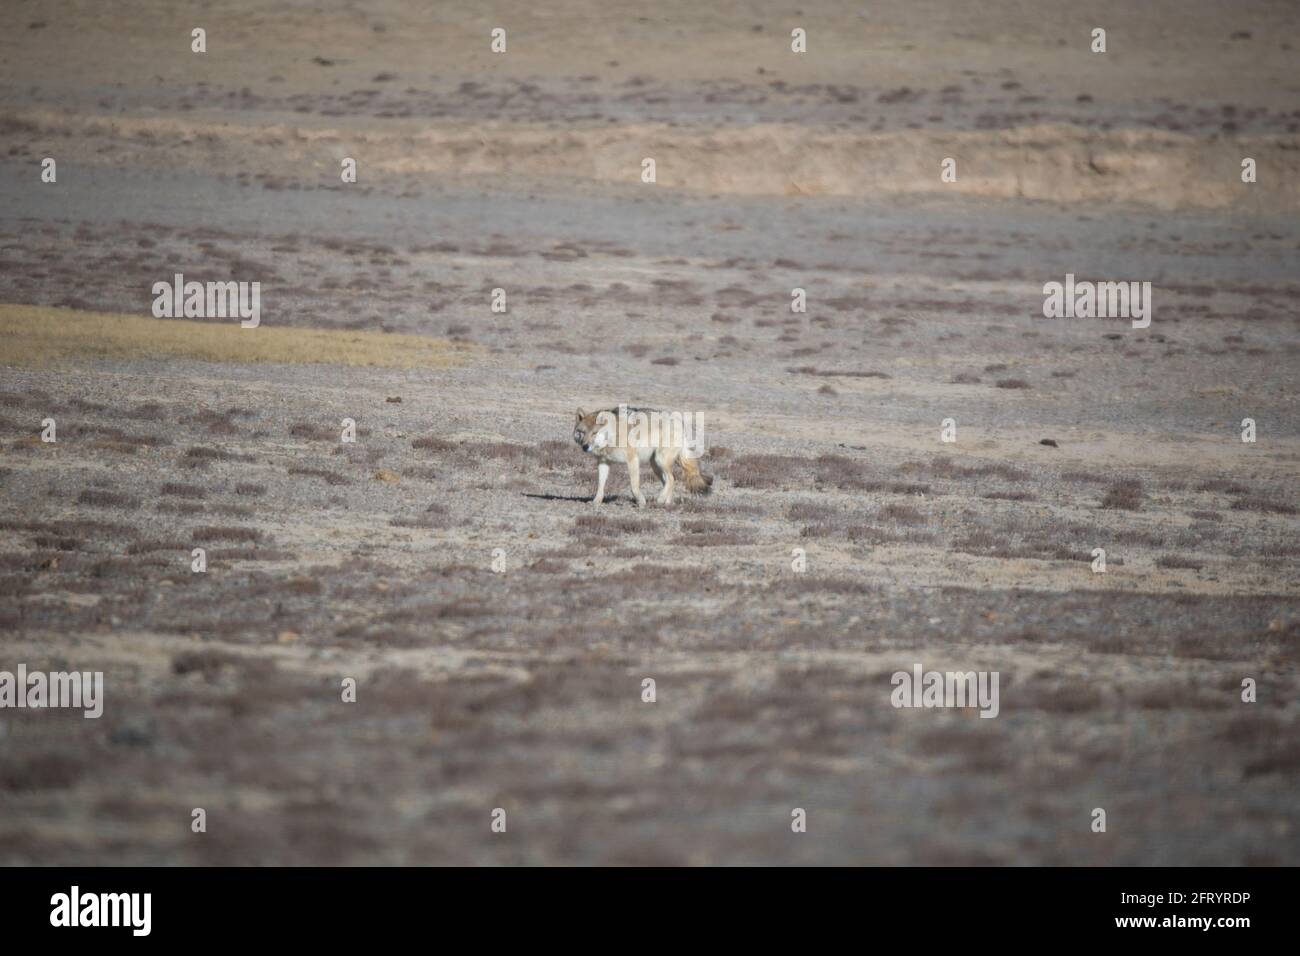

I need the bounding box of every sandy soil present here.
[0,0,1298,865]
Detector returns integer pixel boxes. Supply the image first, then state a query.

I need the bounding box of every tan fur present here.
[573,406,712,508]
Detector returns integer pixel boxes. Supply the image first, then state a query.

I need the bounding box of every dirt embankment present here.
[7,107,1299,210]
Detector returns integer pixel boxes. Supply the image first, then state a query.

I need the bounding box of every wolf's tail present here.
[680,455,714,494]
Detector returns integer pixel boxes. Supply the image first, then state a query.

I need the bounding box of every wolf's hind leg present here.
[654,449,676,505]
[627,455,647,508]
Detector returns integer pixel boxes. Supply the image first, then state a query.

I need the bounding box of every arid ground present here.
[1,1,1298,865]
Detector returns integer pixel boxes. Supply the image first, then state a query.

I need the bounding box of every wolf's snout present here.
[582,444,591,452]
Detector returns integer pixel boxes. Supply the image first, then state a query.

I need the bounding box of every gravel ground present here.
[0,0,1297,865]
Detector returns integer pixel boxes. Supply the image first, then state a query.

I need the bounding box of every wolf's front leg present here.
[592,462,610,505]
[626,455,647,508]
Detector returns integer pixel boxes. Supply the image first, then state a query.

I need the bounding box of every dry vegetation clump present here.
[123,401,168,421]
[1100,478,1144,511]
[536,439,584,472]
[77,489,139,508]
[1197,479,1250,494]
[190,525,262,543]
[798,519,915,545]
[672,518,756,547]
[181,445,249,468]
[787,501,837,523]
[570,514,657,536]
[723,453,810,489]
[950,513,1096,561]
[390,503,458,530]
[161,482,207,498]
[527,558,570,573]
[900,456,1029,482]
[1230,496,1297,516]
[877,502,928,525]
[813,454,931,494]
[206,547,295,561]
[184,409,242,435]
[1061,470,1109,484]
[171,649,252,679]
[289,422,336,441]
[286,465,351,485]
[776,575,876,596]
[411,435,458,453]
[412,435,545,471]
[126,539,190,555]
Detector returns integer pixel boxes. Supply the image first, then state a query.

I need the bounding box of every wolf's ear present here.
[575,408,586,420]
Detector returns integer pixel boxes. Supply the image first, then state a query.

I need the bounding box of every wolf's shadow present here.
[523,493,634,505]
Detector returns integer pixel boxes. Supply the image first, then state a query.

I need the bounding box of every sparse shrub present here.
[77,490,139,509]
[1197,479,1249,495]
[982,491,1036,501]
[1231,497,1297,516]
[287,465,350,486]
[191,525,262,542]
[727,454,807,489]
[787,501,836,523]
[1101,479,1144,511]
[161,482,206,499]
[412,435,458,453]
[879,503,926,525]
[570,514,655,536]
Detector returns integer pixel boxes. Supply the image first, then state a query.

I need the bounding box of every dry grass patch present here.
[161,482,206,499]
[571,514,657,536]
[191,525,262,543]
[77,489,139,509]
[1231,497,1297,516]
[1101,479,1144,511]
[287,465,351,486]
[0,304,474,369]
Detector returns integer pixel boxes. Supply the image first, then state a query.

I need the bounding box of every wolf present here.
[573,406,712,507]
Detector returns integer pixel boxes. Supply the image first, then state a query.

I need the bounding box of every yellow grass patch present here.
[0,304,474,369]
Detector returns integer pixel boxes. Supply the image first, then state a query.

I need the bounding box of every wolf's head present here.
[573,408,613,454]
